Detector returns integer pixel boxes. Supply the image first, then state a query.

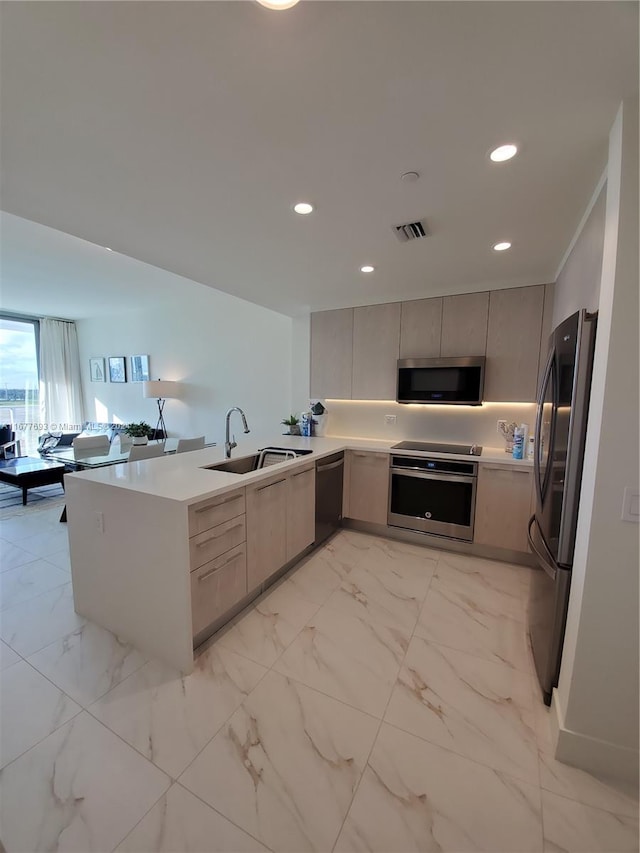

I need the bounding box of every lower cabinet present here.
[188,488,248,641]
[190,544,247,638]
[247,464,316,591]
[474,464,533,553]
[247,474,288,590]
[345,451,389,525]
[286,464,316,562]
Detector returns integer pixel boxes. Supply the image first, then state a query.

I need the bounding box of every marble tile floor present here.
[0,508,638,852]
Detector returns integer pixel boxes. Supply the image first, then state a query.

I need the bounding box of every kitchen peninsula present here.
[66,435,533,673]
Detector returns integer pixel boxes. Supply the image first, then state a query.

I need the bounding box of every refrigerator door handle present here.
[534,347,556,510]
[528,515,557,581]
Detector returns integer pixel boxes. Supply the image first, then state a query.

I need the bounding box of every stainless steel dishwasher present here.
[315,452,344,545]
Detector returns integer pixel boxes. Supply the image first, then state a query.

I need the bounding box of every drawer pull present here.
[292,467,313,477]
[195,522,243,547]
[316,458,344,473]
[352,452,384,460]
[256,478,286,492]
[483,466,530,474]
[198,552,241,581]
[194,495,241,514]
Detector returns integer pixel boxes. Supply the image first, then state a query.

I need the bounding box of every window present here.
[0,315,40,453]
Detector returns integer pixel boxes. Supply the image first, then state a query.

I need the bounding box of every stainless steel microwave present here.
[396,356,486,405]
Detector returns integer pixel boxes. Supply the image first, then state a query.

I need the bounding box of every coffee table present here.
[0,457,66,506]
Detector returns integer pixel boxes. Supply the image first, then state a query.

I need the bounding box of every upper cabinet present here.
[399,298,442,358]
[440,292,489,357]
[352,303,401,400]
[484,285,545,402]
[310,308,353,399]
[309,284,547,402]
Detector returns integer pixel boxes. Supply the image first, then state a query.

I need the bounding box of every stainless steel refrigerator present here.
[527,309,597,705]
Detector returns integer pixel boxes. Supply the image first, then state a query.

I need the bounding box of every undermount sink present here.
[203,446,312,475]
[204,454,261,475]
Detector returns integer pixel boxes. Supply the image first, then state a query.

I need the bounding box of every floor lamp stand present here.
[154,398,167,443]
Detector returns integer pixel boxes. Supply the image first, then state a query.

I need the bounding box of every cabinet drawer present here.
[190,544,247,638]
[190,515,246,570]
[188,489,245,536]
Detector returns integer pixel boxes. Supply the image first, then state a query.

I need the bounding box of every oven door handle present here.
[390,467,476,485]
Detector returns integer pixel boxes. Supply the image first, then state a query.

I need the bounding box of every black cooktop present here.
[390,441,483,456]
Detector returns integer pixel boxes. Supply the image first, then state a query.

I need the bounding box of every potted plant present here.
[281,414,300,436]
[124,421,153,445]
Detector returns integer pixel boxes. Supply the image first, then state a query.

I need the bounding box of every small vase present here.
[287,425,300,436]
[132,436,148,446]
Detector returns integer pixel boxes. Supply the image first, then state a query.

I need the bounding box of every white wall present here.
[553,99,639,783]
[553,177,607,328]
[76,280,292,446]
[291,314,311,415]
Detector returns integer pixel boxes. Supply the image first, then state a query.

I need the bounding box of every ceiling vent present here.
[392,220,428,242]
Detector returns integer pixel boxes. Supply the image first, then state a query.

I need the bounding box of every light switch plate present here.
[385,414,397,425]
[621,488,639,523]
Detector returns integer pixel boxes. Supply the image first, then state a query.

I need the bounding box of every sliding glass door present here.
[0,315,39,454]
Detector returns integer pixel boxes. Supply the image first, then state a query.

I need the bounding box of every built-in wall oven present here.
[388,454,478,541]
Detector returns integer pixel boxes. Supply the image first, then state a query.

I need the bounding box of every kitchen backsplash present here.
[323,399,537,448]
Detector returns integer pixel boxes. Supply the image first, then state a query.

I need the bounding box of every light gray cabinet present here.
[484,285,544,401]
[246,474,288,590]
[474,464,533,553]
[440,292,489,357]
[310,284,546,403]
[310,308,353,399]
[247,465,316,592]
[345,451,389,525]
[352,303,401,400]
[399,298,442,358]
[286,464,316,562]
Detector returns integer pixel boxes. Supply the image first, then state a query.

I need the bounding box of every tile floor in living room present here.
[0,504,638,853]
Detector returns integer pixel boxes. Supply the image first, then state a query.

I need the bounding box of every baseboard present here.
[551,690,639,786]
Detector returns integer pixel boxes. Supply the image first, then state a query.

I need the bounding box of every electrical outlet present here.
[385,414,397,425]
[95,511,104,534]
[497,419,507,434]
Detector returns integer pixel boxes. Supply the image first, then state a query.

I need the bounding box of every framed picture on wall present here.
[130,354,150,383]
[108,356,127,383]
[89,357,106,382]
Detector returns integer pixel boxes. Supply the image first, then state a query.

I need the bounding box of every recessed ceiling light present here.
[293,202,314,215]
[256,0,300,9]
[104,247,113,252]
[493,241,512,252]
[400,171,420,183]
[360,265,375,273]
[490,144,518,162]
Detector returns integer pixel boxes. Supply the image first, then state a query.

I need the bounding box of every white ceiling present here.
[1,1,638,319]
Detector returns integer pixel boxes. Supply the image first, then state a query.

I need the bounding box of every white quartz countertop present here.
[65,434,533,505]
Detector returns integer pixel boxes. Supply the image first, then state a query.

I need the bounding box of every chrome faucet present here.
[224,407,250,458]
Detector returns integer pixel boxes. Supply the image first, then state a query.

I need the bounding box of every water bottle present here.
[512,426,524,460]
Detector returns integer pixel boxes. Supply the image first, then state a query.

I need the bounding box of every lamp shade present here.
[142,380,181,399]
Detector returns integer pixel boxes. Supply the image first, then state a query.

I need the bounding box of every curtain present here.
[39,318,85,431]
